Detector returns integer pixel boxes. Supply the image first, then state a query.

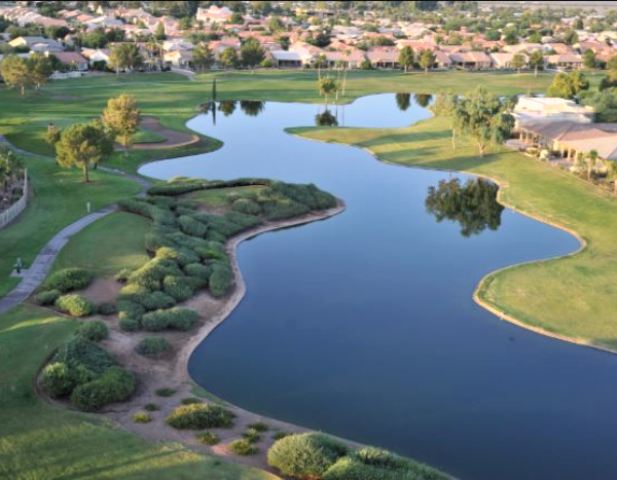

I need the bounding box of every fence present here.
[0,170,28,230]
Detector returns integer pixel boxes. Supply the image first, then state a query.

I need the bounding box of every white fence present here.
[0,170,28,230]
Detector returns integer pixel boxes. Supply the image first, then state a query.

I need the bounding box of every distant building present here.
[513,96,595,128]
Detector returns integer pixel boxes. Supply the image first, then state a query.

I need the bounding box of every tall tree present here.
[192,43,214,71]
[528,50,544,77]
[583,49,596,69]
[155,22,166,41]
[219,47,238,69]
[453,87,514,157]
[27,52,53,89]
[511,53,526,74]
[419,49,435,74]
[102,94,141,152]
[55,122,113,182]
[240,37,265,72]
[108,43,143,73]
[0,55,31,95]
[398,46,414,73]
[547,71,589,99]
[318,76,338,108]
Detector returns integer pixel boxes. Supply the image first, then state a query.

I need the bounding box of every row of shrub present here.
[267,433,447,480]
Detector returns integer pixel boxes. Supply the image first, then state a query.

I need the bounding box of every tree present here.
[240,37,265,72]
[605,159,617,195]
[564,29,578,45]
[267,16,285,33]
[419,49,435,74]
[511,53,526,74]
[239,100,265,116]
[155,22,166,41]
[219,47,238,69]
[395,93,410,111]
[318,76,338,108]
[192,43,214,71]
[503,29,519,45]
[108,43,143,73]
[44,123,62,146]
[0,146,23,201]
[27,52,53,89]
[582,88,617,121]
[528,50,544,77]
[414,93,432,108]
[398,46,414,73]
[583,49,596,69]
[430,92,459,149]
[585,150,599,180]
[546,71,589,99]
[229,12,244,24]
[453,87,514,157]
[55,122,113,182]
[608,55,617,71]
[0,55,31,95]
[102,94,141,152]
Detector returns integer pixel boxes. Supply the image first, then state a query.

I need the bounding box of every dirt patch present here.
[79,277,121,304]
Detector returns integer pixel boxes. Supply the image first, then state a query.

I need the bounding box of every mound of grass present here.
[196,431,220,446]
[55,294,94,317]
[230,439,259,456]
[132,411,152,423]
[166,403,235,430]
[248,422,269,432]
[45,268,94,293]
[135,336,172,358]
[77,320,109,342]
[209,263,233,298]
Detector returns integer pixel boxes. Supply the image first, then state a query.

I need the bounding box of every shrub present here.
[156,246,200,267]
[323,453,448,480]
[55,294,94,317]
[128,258,184,290]
[196,431,220,445]
[248,422,269,432]
[184,263,211,281]
[144,403,159,411]
[209,263,233,298]
[33,289,61,306]
[140,291,176,311]
[118,282,151,303]
[230,439,258,456]
[272,431,290,440]
[155,387,176,397]
[181,397,203,405]
[52,336,115,377]
[178,215,209,237]
[162,275,194,301]
[166,403,235,429]
[133,411,152,423]
[41,362,74,397]
[77,320,109,342]
[267,433,347,479]
[119,317,141,332]
[115,268,131,282]
[232,198,262,215]
[141,307,198,332]
[97,302,117,315]
[243,428,261,444]
[135,337,172,358]
[117,299,145,323]
[70,367,136,411]
[46,268,94,293]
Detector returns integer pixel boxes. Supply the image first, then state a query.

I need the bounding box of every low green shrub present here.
[140,291,176,311]
[118,282,151,303]
[166,403,235,429]
[46,268,94,293]
[267,433,347,479]
[178,215,209,237]
[128,258,183,290]
[232,198,262,215]
[97,302,117,316]
[156,246,200,267]
[209,263,233,298]
[41,362,74,397]
[141,307,198,332]
[55,294,94,317]
[155,387,176,397]
[119,317,141,332]
[117,299,145,324]
[133,411,152,423]
[184,263,211,281]
[196,431,220,445]
[272,431,290,440]
[144,403,159,411]
[52,336,115,377]
[243,428,261,444]
[114,268,131,282]
[248,422,269,432]
[77,320,109,342]
[70,366,135,411]
[230,439,258,456]
[180,397,203,405]
[135,337,171,358]
[33,289,61,306]
[162,275,194,301]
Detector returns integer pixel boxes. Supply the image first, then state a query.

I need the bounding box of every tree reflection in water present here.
[425,177,504,237]
[218,100,236,116]
[240,100,265,116]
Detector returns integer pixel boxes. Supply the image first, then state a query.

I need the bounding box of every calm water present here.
[140,95,617,480]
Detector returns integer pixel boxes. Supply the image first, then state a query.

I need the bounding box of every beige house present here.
[513,96,595,128]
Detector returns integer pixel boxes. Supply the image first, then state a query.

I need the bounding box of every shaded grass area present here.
[292,116,617,350]
[0,305,276,480]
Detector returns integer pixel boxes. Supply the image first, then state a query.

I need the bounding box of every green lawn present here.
[292,115,617,349]
[0,305,276,480]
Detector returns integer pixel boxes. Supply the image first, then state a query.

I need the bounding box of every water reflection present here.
[315,109,338,127]
[414,93,433,108]
[425,177,504,237]
[395,93,411,111]
[219,100,236,116]
[240,100,265,117]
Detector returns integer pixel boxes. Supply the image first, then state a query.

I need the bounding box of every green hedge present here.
[77,320,109,342]
[141,307,198,332]
[162,275,194,301]
[140,291,177,311]
[135,336,172,358]
[156,246,200,267]
[33,289,61,306]
[55,294,94,317]
[46,268,94,293]
[178,215,209,237]
[166,403,235,429]
[70,366,135,411]
[209,262,233,298]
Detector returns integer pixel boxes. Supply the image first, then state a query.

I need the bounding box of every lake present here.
[140,94,617,480]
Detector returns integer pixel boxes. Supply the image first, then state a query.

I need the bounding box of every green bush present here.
[141,307,198,332]
[248,422,269,432]
[33,289,61,306]
[77,320,109,342]
[323,452,448,480]
[41,362,75,397]
[128,258,184,290]
[144,403,160,411]
[196,431,220,445]
[232,198,262,215]
[209,263,233,298]
[166,403,235,429]
[272,431,290,440]
[117,299,145,325]
[180,397,203,405]
[140,291,177,311]
[52,336,115,377]
[114,268,132,282]
[243,428,261,444]
[135,336,172,358]
[156,246,200,267]
[194,241,226,261]
[118,282,150,304]
[267,433,347,479]
[133,411,152,423]
[230,439,258,456]
[184,263,211,281]
[155,387,176,397]
[119,317,141,332]
[97,302,117,316]
[162,275,194,301]
[55,294,94,317]
[70,366,135,411]
[178,215,209,237]
[46,268,94,293]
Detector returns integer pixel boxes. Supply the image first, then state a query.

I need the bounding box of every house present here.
[196,5,233,24]
[163,50,193,68]
[449,51,492,70]
[433,50,452,69]
[366,46,399,68]
[513,96,595,129]
[52,52,89,71]
[545,54,583,70]
[9,36,64,53]
[490,52,527,69]
[271,50,303,68]
[81,48,110,66]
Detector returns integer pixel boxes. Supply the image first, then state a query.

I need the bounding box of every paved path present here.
[0,136,151,314]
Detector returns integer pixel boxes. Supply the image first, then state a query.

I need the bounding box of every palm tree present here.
[318,77,338,109]
[586,149,599,180]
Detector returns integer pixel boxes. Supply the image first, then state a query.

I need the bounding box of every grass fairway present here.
[291,115,617,350]
[0,305,276,480]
